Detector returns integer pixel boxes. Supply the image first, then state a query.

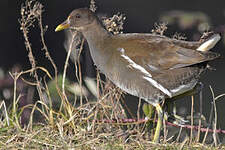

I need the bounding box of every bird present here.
[55,8,220,142]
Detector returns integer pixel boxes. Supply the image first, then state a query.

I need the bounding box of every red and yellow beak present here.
[55,18,70,32]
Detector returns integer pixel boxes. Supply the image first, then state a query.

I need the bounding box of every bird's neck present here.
[81,20,111,47]
[80,20,113,73]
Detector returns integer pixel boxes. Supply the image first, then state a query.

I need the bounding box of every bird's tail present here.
[197,34,221,52]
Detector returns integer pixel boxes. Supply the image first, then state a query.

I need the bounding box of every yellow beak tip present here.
[55,23,70,32]
[55,25,63,32]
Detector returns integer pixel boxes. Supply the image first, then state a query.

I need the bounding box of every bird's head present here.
[55,8,96,32]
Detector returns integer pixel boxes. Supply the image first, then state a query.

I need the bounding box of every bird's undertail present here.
[197,34,221,52]
[202,50,220,61]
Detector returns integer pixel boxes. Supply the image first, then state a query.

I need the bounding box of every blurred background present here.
[1,0,225,129]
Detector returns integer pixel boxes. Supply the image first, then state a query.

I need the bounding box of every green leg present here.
[166,98,188,125]
[153,104,164,143]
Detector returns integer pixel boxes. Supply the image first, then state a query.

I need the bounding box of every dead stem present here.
[19,0,47,107]
[0,101,10,126]
[176,127,183,142]
[203,90,214,144]
[209,86,218,146]
[137,98,141,131]
[196,88,203,142]
[62,31,77,100]
[190,95,194,144]
[9,67,51,128]
[37,6,62,105]
[77,38,86,105]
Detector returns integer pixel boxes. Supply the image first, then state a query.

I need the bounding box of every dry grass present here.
[0,0,225,149]
[2,123,222,149]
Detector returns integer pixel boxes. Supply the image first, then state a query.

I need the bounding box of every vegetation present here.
[0,0,224,149]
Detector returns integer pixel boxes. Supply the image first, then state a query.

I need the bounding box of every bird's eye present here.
[75,14,81,18]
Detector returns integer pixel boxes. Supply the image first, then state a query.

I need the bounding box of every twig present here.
[203,88,214,144]
[9,67,46,128]
[96,71,101,100]
[179,137,188,150]
[190,95,194,144]
[62,30,77,99]
[214,93,225,101]
[137,97,141,130]
[9,67,51,130]
[9,71,22,128]
[176,126,183,142]
[196,88,203,142]
[209,86,218,146]
[77,38,85,105]
[38,8,58,76]
[19,1,46,106]
[37,5,62,104]
[0,101,10,126]
[163,116,167,143]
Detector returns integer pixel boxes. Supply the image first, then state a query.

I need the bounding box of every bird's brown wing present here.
[116,34,219,73]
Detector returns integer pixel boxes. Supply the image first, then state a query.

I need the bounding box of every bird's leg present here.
[167,101,188,125]
[143,103,155,135]
[166,82,204,125]
[153,103,165,143]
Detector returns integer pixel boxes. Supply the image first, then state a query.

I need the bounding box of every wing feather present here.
[115,34,219,73]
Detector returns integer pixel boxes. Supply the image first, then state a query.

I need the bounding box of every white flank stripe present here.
[147,64,159,71]
[197,34,221,52]
[120,50,172,97]
[121,54,152,77]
